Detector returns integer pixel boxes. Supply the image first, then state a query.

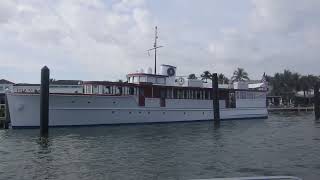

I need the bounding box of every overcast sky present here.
[0,0,319,83]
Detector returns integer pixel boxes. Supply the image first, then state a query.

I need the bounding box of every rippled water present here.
[1,113,320,180]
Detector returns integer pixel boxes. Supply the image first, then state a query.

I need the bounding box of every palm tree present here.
[187,74,197,79]
[218,73,229,84]
[299,75,311,104]
[201,71,212,83]
[231,68,249,82]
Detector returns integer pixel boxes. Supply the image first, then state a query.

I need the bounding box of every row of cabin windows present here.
[236,91,266,99]
[85,85,138,96]
[128,76,166,84]
[165,88,214,100]
[84,85,265,100]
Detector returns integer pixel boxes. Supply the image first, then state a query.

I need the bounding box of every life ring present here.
[167,67,175,76]
[177,77,185,85]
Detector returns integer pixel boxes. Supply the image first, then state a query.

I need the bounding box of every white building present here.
[0,79,14,93]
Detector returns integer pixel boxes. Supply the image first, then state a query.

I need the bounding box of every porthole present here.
[148,112,150,114]
[112,111,115,114]
[139,112,142,114]
[88,101,91,104]
[184,112,186,115]
[129,112,132,114]
[203,112,205,115]
[113,101,116,104]
[71,101,75,103]
[163,112,166,115]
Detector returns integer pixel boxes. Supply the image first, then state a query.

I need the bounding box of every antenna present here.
[147,26,163,74]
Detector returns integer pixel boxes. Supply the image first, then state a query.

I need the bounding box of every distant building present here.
[0,79,14,93]
[13,80,83,94]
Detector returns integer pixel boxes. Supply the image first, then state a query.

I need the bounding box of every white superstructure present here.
[0,79,14,93]
[6,65,268,128]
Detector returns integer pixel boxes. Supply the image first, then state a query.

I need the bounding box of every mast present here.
[147,26,163,74]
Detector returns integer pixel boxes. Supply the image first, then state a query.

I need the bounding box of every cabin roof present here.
[14,83,39,86]
[126,73,168,78]
[0,79,14,84]
[50,80,83,85]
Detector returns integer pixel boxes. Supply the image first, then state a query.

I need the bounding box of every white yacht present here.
[6,64,267,128]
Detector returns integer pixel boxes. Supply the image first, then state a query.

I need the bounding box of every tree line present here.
[189,68,320,105]
[187,67,250,84]
[266,70,320,105]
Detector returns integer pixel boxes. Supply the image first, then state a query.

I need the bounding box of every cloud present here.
[1,0,320,83]
[207,0,320,78]
[0,0,155,82]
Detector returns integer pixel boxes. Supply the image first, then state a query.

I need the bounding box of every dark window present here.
[129,87,134,95]
[173,89,178,99]
[184,90,187,99]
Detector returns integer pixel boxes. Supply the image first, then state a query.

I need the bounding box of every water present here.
[0,113,320,180]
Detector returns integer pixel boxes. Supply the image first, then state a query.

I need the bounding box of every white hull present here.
[7,93,268,128]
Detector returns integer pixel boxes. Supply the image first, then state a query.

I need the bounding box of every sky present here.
[0,0,320,83]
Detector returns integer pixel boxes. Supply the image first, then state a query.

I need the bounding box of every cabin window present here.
[180,89,184,99]
[156,78,165,84]
[173,89,178,99]
[166,88,172,99]
[230,92,236,107]
[207,90,210,100]
[148,77,156,83]
[134,77,139,83]
[160,89,166,98]
[140,76,146,82]
[117,87,122,95]
[104,86,110,94]
[129,87,134,95]
[196,90,201,99]
[92,85,99,94]
[153,87,160,98]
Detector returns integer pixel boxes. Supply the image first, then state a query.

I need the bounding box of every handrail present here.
[193,176,302,180]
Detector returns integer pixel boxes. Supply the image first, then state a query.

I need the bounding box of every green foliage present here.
[231,68,250,82]
[200,71,212,82]
[218,73,229,84]
[267,70,320,105]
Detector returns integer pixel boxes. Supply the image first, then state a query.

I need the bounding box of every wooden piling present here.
[4,95,10,129]
[40,66,50,138]
[314,83,320,120]
[212,73,220,123]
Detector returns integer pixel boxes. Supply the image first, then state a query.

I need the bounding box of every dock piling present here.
[314,83,320,120]
[212,73,220,123]
[4,95,10,129]
[40,66,50,138]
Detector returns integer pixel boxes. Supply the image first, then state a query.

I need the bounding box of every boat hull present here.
[7,93,268,128]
